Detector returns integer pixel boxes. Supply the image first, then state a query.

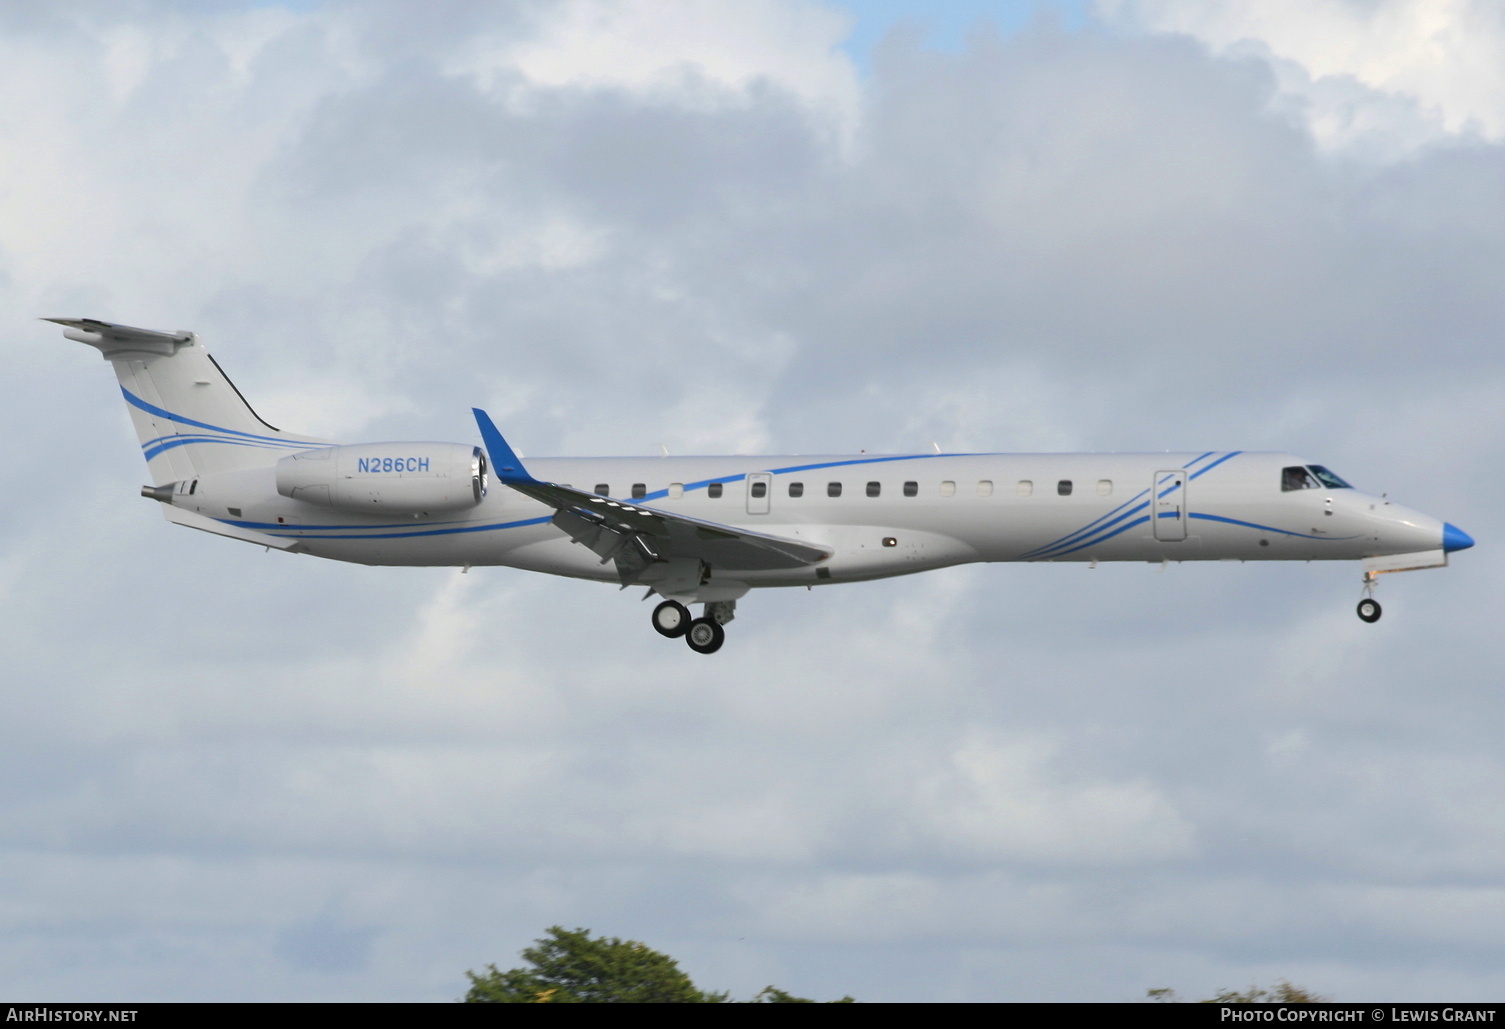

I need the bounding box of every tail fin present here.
[51,317,331,480]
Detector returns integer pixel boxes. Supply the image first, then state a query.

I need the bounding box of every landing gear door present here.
[1153,470,1188,542]
[746,472,772,515]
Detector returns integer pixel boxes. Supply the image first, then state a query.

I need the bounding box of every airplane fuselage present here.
[179,449,1446,589]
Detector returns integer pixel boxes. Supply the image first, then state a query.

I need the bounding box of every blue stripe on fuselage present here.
[1021,452,1226,560]
[123,388,296,447]
[1188,512,1360,541]
[1190,450,1241,479]
[632,452,967,503]
[1021,492,1152,559]
[236,515,555,541]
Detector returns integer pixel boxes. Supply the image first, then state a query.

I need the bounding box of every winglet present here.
[472,408,537,485]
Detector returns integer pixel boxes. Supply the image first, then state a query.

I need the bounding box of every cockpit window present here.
[1281,466,1319,492]
[1307,465,1352,489]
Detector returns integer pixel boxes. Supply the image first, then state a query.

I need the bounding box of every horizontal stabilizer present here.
[45,317,193,357]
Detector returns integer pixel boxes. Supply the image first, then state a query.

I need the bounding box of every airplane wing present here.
[473,409,830,584]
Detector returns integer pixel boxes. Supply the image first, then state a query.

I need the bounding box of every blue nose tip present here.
[1443,523,1475,553]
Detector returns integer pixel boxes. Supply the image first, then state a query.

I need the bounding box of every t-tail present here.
[50,318,329,479]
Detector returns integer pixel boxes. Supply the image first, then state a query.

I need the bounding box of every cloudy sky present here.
[3,0,1502,1003]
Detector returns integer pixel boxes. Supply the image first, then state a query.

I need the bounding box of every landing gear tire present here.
[1357,598,1382,623]
[652,600,691,638]
[685,617,725,654]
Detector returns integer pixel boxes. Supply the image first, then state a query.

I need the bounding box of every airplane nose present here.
[1443,523,1475,553]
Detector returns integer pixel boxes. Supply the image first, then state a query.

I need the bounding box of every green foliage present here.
[750,986,854,1004]
[1148,981,1326,1004]
[464,926,855,1003]
[464,927,722,1004]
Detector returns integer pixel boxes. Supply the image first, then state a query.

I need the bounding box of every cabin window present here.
[828,482,843,498]
[668,483,684,499]
[1097,479,1112,496]
[866,481,881,498]
[789,481,804,498]
[594,484,610,496]
[1017,480,1033,496]
[708,482,724,498]
[631,483,646,499]
[903,481,918,497]
[977,480,993,497]
[1282,466,1319,492]
[1308,465,1352,489]
[940,480,956,497]
[1057,479,1073,496]
[750,481,767,499]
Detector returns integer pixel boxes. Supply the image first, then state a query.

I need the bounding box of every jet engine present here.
[276,443,487,514]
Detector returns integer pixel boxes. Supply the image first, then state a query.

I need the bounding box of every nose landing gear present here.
[650,598,735,653]
[1357,571,1382,623]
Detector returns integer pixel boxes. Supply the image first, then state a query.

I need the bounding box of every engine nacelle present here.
[276,443,487,514]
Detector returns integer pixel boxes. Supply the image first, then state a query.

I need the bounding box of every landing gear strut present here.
[1357,571,1382,623]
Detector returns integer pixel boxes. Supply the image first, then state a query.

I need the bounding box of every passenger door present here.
[1153,470,1188,541]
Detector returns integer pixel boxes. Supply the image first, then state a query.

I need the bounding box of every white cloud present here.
[451,0,859,128]
[1103,0,1505,154]
[918,733,1198,863]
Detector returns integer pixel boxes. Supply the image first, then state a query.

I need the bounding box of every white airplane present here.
[56,317,1475,654]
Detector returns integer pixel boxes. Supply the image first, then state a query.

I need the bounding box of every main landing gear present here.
[651,600,690,638]
[1357,571,1382,623]
[685,617,725,655]
[651,599,734,654]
